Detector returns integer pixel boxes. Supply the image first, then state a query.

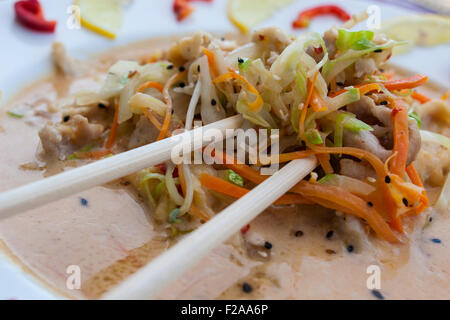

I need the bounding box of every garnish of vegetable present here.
[75,0,123,39]
[173,0,213,22]
[292,5,351,29]
[227,0,293,33]
[305,129,323,145]
[214,68,263,112]
[390,100,409,176]
[336,29,375,52]
[411,91,431,104]
[158,71,185,141]
[212,151,399,242]
[6,111,24,118]
[384,75,428,91]
[202,48,220,77]
[14,0,56,33]
[225,170,244,187]
[199,173,311,205]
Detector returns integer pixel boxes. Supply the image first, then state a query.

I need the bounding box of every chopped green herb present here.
[67,154,78,160]
[226,169,244,187]
[79,143,96,153]
[238,58,250,71]
[305,128,324,145]
[169,208,182,224]
[6,111,24,118]
[408,109,422,128]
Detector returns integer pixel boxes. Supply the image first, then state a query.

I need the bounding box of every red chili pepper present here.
[240,224,250,235]
[14,0,56,32]
[155,163,167,174]
[173,0,213,21]
[292,5,351,29]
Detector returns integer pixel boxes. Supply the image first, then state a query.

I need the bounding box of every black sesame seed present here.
[63,115,70,122]
[242,282,252,293]
[385,175,391,184]
[295,230,304,237]
[80,198,88,206]
[374,49,383,53]
[264,241,272,250]
[221,37,225,41]
[179,82,185,88]
[347,245,354,253]
[238,57,244,64]
[379,68,385,72]
[402,198,409,207]
[98,103,107,109]
[166,64,174,70]
[429,217,433,222]
[380,100,388,105]
[371,289,384,300]
[326,230,334,239]
[197,65,200,72]
[337,82,344,86]
[178,66,185,72]
[431,238,441,244]
[211,98,217,106]
[367,201,374,207]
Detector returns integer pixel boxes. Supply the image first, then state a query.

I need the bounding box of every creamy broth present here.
[0,37,448,300]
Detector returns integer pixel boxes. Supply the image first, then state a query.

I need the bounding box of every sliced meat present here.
[339,158,376,180]
[346,96,421,164]
[251,27,292,54]
[52,42,84,77]
[354,58,377,79]
[343,129,391,162]
[323,28,338,59]
[127,115,159,149]
[39,115,104,159]
[168,31,212,66]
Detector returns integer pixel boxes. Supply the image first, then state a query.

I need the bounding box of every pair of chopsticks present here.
[0,115,317,299]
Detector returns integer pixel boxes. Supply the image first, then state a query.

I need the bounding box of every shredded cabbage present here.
[322,39,402,83]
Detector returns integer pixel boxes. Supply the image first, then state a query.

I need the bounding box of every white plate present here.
[0,0,448,300]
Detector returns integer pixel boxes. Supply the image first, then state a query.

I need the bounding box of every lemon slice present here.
[228,0,293,33]
[378,14,450,54]
[76,0,123,39]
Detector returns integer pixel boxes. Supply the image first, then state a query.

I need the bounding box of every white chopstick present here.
[102,156,317,300]
[0,115,243,220]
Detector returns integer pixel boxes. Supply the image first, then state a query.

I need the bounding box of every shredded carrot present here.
[199,173,311,205]
[406,163,428,214]
[229,146,401,231]
[441,90,450,101]
[411,91,431,104]
[157,72,184,141]
[142,108,162,131]
[290,182,400,242]
[390,100,409,176]
[382,72,393,80]
[310,89,327,112]
[178,164,210,221]
[328,83,380,98]
[105,99,119,149]
[316,152,334,174]
[202,48,220,77]
[384,75,428,91]
[213,68,263,112]
[137,81,165,131]
[137,81,164,93]
[299,71,318,137]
